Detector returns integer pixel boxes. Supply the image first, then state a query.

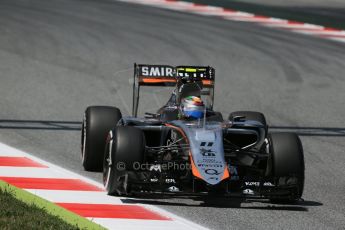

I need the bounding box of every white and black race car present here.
[81,64,305,203]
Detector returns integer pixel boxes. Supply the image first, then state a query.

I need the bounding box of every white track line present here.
[329,37,345,43]
[89,218,192,230]
[25,189,124,204]
[0,167,76,178]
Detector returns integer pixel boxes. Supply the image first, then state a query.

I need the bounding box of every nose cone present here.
[189,128,228,185]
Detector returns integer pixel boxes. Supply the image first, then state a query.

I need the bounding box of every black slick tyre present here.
[103,126,145,196]
[268,132,305,203]
[81,106,122,172]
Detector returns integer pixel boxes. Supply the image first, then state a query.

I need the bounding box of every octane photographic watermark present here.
[116,162,126,171]
[116,161,191,171]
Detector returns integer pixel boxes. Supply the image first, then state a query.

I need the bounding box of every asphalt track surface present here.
[183,0,345,29]
[1,0,345,229]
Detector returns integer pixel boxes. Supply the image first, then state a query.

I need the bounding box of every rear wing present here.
[132,63,215,117]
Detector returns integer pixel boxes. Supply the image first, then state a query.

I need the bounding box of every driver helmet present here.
[180,96,205,119]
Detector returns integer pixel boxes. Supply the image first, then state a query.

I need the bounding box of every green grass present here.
[0,181,105,230]
[0,188,78,229]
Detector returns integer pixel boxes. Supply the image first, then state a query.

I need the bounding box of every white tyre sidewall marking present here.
[104,130,113,189]
[82,113,87,164]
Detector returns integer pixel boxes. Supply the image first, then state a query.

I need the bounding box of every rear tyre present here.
[103,126,145,196]
[229,111,267,130]
[81,106,122,172]
[268,133,305,203]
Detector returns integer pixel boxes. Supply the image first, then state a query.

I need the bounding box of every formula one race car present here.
[81,64,305,203]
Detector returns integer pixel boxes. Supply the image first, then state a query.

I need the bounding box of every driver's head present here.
[180,96,205,119]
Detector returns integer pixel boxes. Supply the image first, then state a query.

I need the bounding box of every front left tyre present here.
[81,106,122,172]
[268,132,305,203]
